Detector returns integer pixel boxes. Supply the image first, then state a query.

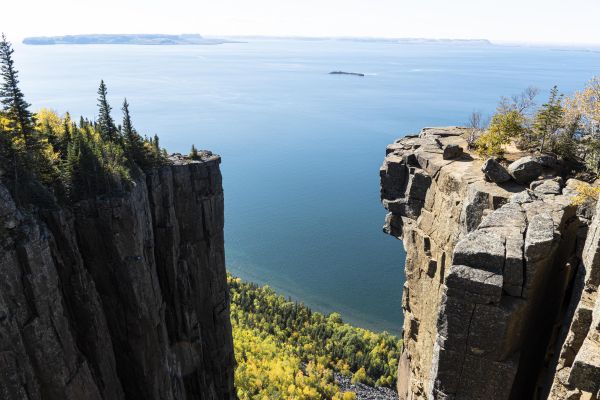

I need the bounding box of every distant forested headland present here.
[23,34,236,45]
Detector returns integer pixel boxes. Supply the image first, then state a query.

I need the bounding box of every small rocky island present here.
[23,34,235,45]
[329,71,365,77]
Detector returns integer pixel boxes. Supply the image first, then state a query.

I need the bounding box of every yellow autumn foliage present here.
[230,274,402,399]
[35,108,64,135]
[571,183,600,206]
[233,322,340,399]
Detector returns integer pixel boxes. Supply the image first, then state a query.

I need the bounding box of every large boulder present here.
[443,144,464,160]
[534,153,559,169]
[530,177,563,195]
[482,158,511,183]
[507,156,543,185]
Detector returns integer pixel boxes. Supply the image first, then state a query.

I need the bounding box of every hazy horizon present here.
[13,33,600,49]
[5,0,600,46]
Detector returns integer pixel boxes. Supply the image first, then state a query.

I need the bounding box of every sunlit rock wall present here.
[381,127,595,399]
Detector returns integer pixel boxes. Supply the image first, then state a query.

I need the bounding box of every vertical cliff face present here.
[548,198,600,400]
[0,155,235,400]
[381,128,600,399]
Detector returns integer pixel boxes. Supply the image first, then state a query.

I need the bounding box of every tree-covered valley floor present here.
[228,275,401,400]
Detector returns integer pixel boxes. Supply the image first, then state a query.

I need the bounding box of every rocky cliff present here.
[380,127,600,400]
[0,154,235,400]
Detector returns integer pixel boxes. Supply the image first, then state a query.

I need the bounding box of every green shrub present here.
[475,110,526,157]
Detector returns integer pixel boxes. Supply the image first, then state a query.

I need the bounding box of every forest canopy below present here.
[229,275,402,400]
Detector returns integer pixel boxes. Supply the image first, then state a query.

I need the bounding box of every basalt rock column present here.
[0,154,235,400]
[381,127,591,400]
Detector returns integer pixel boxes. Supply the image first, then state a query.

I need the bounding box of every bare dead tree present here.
[467,110,484,149]
[515,86,540,114]
[468,111,483,130]
[497,86,539,115]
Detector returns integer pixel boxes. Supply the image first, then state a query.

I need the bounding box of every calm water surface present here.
[13,39,600,334]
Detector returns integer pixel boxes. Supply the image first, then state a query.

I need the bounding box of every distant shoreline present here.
[220,35,492,45]
[24,35,600,49]
[23,34,239,46]
[22,34,493,46]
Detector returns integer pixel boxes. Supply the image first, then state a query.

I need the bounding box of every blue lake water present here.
[13,39,600,334]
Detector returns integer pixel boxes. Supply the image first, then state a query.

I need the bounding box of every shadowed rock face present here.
[547,198,600,399]
[0,155,235,400]
[381,127,600,400]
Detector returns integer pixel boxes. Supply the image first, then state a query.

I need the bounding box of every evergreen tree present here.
[0,34,40,193]
[121,99,134,137]
[153,133,160,153]
[0,111,10,170]
[533,86,564,152]
[152,134,162,161]
[0,34,34,140]
[59,112,72,156]
[121,98,133,139]
[65,131,96,198]
[96,80,117,142]
[189,144,199,159]
[121,98,145,165]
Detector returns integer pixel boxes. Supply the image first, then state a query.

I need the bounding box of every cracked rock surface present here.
[0,155,235,400]
[381,127,599,399]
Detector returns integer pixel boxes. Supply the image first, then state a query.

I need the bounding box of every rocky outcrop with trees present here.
[381,126,600,399]
[0,35,235,400]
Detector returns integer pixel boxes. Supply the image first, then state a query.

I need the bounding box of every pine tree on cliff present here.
[152,133,161,161]
[121,101,135,146]
[0,33,39,193]
[190,144,199,160]
[59,112,72,156]
[121,98,146,166]
[0,34,35,141]
[533,85,564,153]
[96,80,118,142]
[121,99,134,139]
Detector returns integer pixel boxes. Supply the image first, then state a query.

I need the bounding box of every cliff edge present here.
[380,127,600,399]
[0,154,235,400]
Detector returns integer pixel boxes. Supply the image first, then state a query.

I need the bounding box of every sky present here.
[4,0,600,45]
